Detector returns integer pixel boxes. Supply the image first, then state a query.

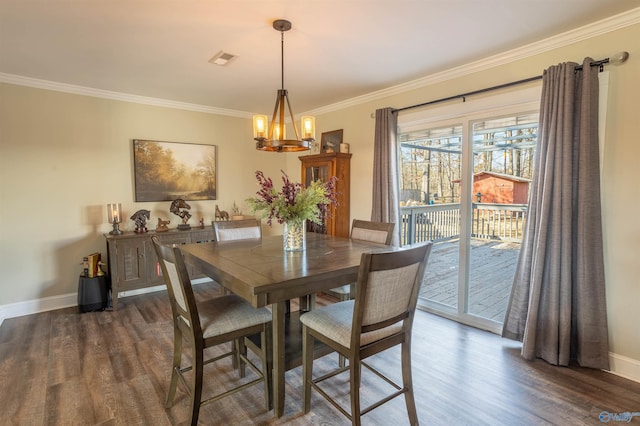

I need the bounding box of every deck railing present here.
[400,203,527,245]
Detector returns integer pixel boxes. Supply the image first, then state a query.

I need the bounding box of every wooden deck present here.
[419,238,521,322]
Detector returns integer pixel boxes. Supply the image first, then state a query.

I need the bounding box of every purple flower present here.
[246,170,339,226]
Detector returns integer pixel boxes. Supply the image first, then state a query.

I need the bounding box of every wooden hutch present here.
[300,152,351,238]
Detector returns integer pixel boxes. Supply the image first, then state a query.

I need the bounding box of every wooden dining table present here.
[180,232,392,418]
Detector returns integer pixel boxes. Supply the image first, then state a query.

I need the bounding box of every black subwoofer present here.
[77,275,110,312]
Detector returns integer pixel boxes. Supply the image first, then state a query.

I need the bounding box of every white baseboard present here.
[0,278,212,326]
[117,284,167,299]
[116,278,211,298]
[0,292,78,325]
[608,352,640,383]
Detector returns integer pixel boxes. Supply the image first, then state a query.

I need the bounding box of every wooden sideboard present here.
[104,227,215,309]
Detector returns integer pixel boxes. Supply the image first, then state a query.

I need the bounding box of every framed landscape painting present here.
[133,139,217,202]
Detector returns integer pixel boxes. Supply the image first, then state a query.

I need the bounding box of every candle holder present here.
[107,203,123,235]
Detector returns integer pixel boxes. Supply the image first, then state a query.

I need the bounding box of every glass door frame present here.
[398,86,541,334]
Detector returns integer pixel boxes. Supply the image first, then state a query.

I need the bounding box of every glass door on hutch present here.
[300,152,351,237]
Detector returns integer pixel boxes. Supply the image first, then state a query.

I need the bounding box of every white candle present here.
[108,203,122,223]
[301,116,315,140]
[253,115,268,139]
[256,117,265,138]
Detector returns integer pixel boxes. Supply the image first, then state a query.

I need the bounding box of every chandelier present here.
[253,19,315,152]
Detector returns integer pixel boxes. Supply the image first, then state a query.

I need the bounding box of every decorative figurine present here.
[199,217,204,228]
[97,261,107,277]
[231,201,245,220]
[130,209,151,233]
[215,204,229,221]
[156,218,170,232]
[170,198,192,230]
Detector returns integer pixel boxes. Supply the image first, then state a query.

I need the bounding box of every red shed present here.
[471,171,530,204]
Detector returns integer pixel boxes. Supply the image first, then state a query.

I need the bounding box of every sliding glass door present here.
[397,88,540,332]
[400,124,463,314]
[466,114,537,323]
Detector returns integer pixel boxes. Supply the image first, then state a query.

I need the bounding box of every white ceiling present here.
[1,1,637,116]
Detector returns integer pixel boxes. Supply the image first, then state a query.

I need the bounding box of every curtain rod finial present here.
[610,51,629,65]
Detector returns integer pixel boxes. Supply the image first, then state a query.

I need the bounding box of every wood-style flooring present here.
[1,281,638,425]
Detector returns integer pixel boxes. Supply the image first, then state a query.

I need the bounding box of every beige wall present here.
[1,22,638,379]
[0,85,288,304]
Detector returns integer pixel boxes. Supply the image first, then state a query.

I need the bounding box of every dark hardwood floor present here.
[1,281,638,425]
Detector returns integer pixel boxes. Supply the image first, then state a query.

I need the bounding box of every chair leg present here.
[263,321,275,410]
[259,328,271,409]
[401,340,419,426]
[298,293,317,312]
[338,353,346,368]
[231,339,239,371]
[338,293,349,368]
[307,293,317,311]
[349,357,362,426]
[302,325,314,413]
[165,325,183,408]
[189,341,204,426]
[237,338,247,378]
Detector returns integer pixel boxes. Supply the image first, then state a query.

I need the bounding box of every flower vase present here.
[283,220,306,252]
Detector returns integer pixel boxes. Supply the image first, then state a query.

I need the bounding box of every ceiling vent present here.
[208,51,238,66]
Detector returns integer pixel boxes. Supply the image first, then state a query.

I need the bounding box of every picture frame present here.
[320,129,343,153]
[133,139,217,202]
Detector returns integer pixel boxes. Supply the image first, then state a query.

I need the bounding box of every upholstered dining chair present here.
[326,219,395,367]
[213,218,262,298]
[300,242,433,426]
[213,218,262,241]
[151,236,272,426]
[327,219,396,302]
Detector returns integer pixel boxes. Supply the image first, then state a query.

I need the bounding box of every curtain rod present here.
[393,53,629,114]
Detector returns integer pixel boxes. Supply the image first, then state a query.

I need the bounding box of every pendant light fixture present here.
[253,19,315,152]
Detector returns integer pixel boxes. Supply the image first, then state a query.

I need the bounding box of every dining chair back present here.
[214,218,262,241]
[328,219,396,301]
[349,219,395,245]
[328,220,396,367]
[300,241,433,425]
[151,236,272,426]
[213,218,262,298]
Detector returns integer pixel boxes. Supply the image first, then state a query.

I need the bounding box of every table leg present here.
[272,300,286,418]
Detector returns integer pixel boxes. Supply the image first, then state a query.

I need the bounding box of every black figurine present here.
[130,209,150,233]
[170,198,192,230]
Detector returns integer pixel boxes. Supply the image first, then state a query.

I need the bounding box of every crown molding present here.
[0,73,252,118]
[1,7,638,118]
[307,7,640,116]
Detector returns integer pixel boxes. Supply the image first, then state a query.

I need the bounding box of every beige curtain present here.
[371,107,400,246]
[502,58,609,369]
